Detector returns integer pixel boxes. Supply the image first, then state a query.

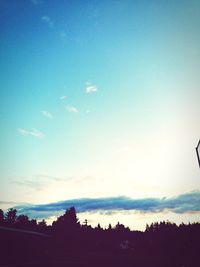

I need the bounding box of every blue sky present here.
[0,0,200,230]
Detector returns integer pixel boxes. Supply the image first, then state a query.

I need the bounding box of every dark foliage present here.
[0,209,4,224]
[0,207,199,266]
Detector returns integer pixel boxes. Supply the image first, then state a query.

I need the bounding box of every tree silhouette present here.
[108,223,112,230]
[65,207,79,227]
[38,219,47,227]
[29,219,37,230]
[52,207,80,234]
[0,209,4,224]
[0,207,199,266]
[96,223,102,230]
[5,208,17,224]
[16,214,29,225]
[38,220,47,227]
[115,222,130,233]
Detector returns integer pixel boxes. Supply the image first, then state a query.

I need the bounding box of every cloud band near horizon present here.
[10,191,200,219]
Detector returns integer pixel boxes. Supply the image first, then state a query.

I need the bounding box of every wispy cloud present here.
[18,128,45,139]
[0,201,22,210]
[41,16,54,28]
[30,129,45,138]
[0,201,19,205]
[41,16,67,44]
[66,105,78,113]
[36,174,67,182]
[14,191,200,219]
[60,95,67,100]
[85,82,98,94]
[13,174,70,191]
[12,180,46,191]
[18,128,29,136]
[42,110,53,119]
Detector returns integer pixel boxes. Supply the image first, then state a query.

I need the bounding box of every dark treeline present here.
[0,207,199,266]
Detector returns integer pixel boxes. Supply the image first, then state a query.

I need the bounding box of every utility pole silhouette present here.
[196,140,200,168]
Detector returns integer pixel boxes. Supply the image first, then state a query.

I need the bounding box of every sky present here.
[0,0,200,230]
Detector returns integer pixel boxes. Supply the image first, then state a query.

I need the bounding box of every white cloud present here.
[85,82,98,94]
[41,16,54,28]
[42,110,53,119]
[30,128,45,138]
[18,128,29,136]
[60,95,67,100]
[18,128,45,139]
[66,105,78,113]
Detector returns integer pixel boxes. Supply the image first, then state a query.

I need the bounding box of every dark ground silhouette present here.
[0,207,199,266]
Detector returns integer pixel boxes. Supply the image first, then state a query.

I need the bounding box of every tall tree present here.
[52,206,80,233]
[5,208,17,224]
